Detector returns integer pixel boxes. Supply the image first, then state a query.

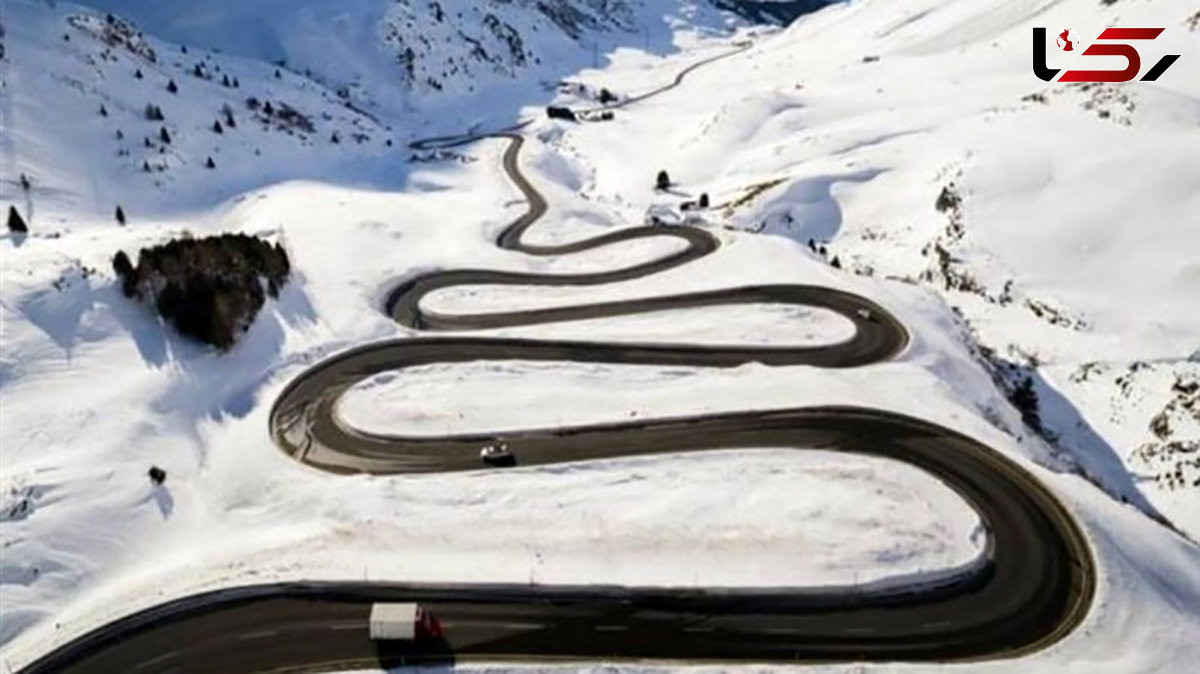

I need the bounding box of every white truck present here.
[368,602,443,641]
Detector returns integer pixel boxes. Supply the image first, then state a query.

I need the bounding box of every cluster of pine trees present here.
[112,234,291,349]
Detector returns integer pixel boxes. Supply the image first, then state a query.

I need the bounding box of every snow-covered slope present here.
[0,0,743,220]
[2,0,1199,672]
[543,0,1200,538]
[71,0,639,106]
[48,0,746,124]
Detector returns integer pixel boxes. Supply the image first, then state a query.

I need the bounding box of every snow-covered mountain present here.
[65,0,747,107]
[0,0,750,217]
[2,0,1199,672]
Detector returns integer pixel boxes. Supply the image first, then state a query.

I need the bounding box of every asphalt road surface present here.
[18,43,1094,674]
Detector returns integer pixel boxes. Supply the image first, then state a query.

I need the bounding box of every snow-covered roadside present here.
[0,443,987,672]
[512,235,690,275]
[401,302,853,346]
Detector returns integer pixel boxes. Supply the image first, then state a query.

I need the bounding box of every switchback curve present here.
[17,42,1094,674]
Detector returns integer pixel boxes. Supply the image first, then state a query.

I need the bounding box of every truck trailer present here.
[368,602,443,641]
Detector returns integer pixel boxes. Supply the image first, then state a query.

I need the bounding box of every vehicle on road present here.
[368,602,443,641]
[480,441,515,467]
[856,308,874,321]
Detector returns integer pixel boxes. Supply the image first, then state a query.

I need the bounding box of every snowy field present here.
[2,0,1199,673]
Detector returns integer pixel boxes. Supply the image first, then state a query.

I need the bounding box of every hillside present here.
[541,0,1200,539]
[0,0,753,219]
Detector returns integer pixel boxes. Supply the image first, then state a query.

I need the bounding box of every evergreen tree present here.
[124,234,291,348]
[262,101,274,115]
[330,131,340,144]
[222,74,231,87]
[135,68,143,79]
[1010,376,1042,431]
[148,466,167,485]
[116,129,124,140]
[7,205,28,233]
[167,78,178,94]
[698,193,709,208]
[115,205,126,225]
[655,170,670,191]
[19,173,31,191]
[232,77,240,88]
[936,184,960,213]
[830,255,842,269]
[143,159,152,172]
[112,250,133,277]
[274,68,282,79]
[212,120,223,134]
[159,126,171,144]
[205,157,216,169]
[112,250,136,296]
[807,238,817,252]
[99,104,108,117]
[193,63,204,78]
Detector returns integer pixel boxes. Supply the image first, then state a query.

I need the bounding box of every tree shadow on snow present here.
[22,274,173,368]
[149,277,319,423]
[18,272,128,357]
[4,230,29,248]
[18,270,319,424]
[150,485,175,519]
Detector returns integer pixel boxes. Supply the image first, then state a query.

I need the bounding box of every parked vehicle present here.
[578,110,615,122]
[368,603,443,641]
[546,106,577,122]
[644,204,683,227]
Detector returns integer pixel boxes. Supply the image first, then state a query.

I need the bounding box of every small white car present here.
[856,308,874,321]
[480,442,514,466]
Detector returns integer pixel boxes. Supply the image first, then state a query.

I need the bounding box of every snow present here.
[426,302,855,345]
[505,235,690,275]
[537,0,1200,534]
[3,0,1200,672]
[553,0,1200,535]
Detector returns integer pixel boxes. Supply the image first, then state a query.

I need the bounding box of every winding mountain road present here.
[17,42,1094,674]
